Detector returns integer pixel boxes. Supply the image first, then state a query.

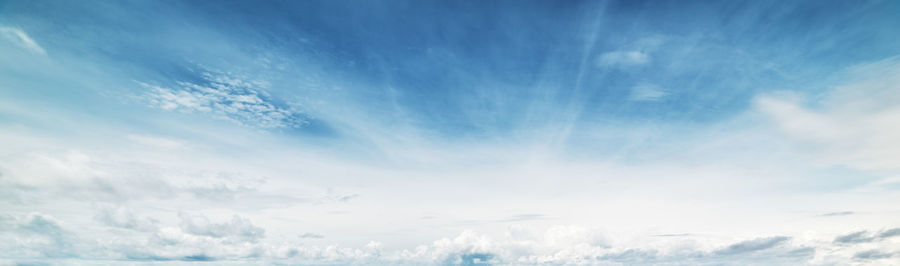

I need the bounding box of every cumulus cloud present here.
[387,229,817,265]
[0,213,79,259]
[0,140,317,209]
[0,26,45,55]
[1,214,895,265]
[94,205,159,232]
[177,213,265,243]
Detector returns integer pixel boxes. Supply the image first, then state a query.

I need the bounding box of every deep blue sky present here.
[5,0,899,138]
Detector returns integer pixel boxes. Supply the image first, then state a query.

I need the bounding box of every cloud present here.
[141,70,306,129]
[756,58,900,174]
[713,236,791,255]
[299,233,324,239]
[596,50,650,68]
[0,26,45,55]
[0,215,890,265]
[337,194,359,202]
[879,227,900,238]
[853,249,895,260]
[630,83,667,101]
[0,213,79,259]
[177,213,265,243]
[390,229,816,265]
[93,205,159,232]
[819,211,854,217]
[834,231,875,244]
[2,2,900,265]
[834,227,900,244]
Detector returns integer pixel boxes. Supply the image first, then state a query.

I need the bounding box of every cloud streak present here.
[0,27,45,55]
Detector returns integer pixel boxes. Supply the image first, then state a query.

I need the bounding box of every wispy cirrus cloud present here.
[630,83,667,101]
[0,26,45,55]
[596,50,649,68]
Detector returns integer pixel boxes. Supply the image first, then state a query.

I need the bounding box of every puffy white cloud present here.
[0,210,896,265]
[177,213,265,243]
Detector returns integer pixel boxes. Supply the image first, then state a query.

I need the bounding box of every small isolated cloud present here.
[178,213,265,243]
[630,84,666,101]
[0,26,45,55]
[299,233,324,239]
[820,211,854,217]
[596,50,649,68]
[337,194,359,202]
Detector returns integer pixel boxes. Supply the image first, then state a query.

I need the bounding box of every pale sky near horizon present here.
[1,0,900,264]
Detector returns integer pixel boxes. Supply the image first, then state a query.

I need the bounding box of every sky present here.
[1,0,900,264]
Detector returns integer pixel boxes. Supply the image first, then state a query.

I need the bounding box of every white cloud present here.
[0,211,897,265]
[630,83,667,101]
[596,50,650,68]
[94,205,160,232]
[178,213,265,243]
[0,26,46,55]
[141,70,306,129]
[756,59,900,174]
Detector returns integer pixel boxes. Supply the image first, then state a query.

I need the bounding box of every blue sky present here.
[2,0,900,264]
